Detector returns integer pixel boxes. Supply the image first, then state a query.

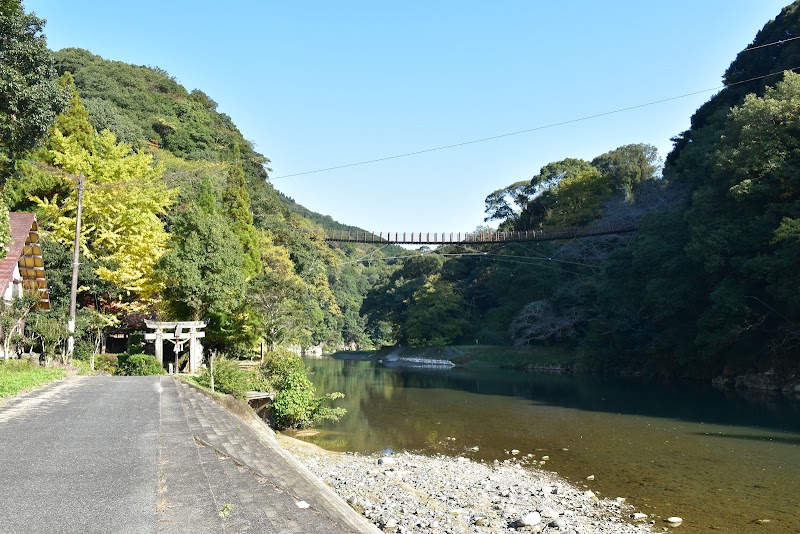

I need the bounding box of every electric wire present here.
[271,67,800,180]
[742,35,800,52]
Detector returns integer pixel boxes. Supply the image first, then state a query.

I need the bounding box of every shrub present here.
[116,353,163,376]
[260,351,346,429]
[195,356,252,398]
[94,353,118,374]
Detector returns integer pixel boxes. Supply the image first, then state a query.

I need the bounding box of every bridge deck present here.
[321,222,638,245]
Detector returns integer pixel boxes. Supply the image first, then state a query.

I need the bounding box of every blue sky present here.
[26,1,792,233]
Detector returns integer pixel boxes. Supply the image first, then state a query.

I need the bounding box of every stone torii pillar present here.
[144,320,207,373]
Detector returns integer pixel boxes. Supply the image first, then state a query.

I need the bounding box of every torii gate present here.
[144,320,206,373]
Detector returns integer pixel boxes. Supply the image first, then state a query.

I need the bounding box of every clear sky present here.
[25,1,792,234]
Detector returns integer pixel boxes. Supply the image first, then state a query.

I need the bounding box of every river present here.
[294,356,800,533]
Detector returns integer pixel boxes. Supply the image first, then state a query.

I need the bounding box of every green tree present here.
[0,1,67,180]
[76,307,119,370]
[249,237,311,351]
[49,72,93,151]
[155,204,247,341]
[685,71,800,358]
[0,292,37,361]
[404,276,468,347]
[591,143,661,202]
[222,144,261,278]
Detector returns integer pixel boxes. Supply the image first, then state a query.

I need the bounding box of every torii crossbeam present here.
[144,320,207,374]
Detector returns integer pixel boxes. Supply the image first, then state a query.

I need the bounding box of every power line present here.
[742,35,800,52]
[271,67,800,180]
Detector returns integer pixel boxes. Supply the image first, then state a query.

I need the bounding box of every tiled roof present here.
[0,212,50,310]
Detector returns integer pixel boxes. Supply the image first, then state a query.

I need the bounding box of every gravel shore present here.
[277,435,657,534]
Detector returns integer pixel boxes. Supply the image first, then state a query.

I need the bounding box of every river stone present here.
[515,511,542,527]
[473,515,489,527]
[539,507,558,518]
[631,513,648,520]
[665,516,683,525]
[586,475,595,481]
[550,518,568,529]
[378,457,395,465]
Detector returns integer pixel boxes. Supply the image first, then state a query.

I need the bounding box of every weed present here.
[219,502,234,518]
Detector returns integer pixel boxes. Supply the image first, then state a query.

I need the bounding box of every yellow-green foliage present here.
[33,128,176,298]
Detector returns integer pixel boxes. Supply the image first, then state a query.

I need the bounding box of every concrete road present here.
[0,376,160,534]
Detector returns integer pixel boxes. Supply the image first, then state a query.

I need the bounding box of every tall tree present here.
[33,126,175,301]
[155,204,246,324]
[591,143,661,202]
[685,71,800,358]
[0,0,66,180]
[222,144,261,278]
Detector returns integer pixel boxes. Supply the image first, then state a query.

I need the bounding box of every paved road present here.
[0,376,159,533]
[0,376,378,534]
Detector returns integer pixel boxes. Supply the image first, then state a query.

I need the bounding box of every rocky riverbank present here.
[277,435,659,534]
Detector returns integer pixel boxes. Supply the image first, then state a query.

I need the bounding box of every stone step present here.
[170,378,365,533]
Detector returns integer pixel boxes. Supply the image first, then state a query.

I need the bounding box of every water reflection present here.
[302,357,800,534]
[310,358,800,434]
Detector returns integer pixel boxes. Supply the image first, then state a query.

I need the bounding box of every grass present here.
[0,359,66,398]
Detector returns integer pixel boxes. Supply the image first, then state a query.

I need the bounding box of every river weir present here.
[294,356,800,533]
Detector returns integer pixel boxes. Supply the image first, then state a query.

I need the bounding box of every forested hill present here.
[2,38,400,355]
[358,2,800,380]
[47,48,358,235]
[2,0,797,379]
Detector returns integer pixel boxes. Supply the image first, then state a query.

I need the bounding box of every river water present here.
[297,357,800,533]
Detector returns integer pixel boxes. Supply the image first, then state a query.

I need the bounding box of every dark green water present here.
[298,357,800,533]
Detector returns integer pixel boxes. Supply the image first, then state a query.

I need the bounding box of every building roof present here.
[0,212,50,310]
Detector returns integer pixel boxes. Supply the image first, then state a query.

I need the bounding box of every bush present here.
[195,356,252,398]
[116,353,163,376]
[94,353,118,374]
[260,351,346,429]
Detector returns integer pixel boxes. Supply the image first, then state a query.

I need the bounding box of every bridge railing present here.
[312,222,638,245]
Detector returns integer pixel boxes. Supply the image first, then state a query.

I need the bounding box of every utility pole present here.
[66,172,84,363]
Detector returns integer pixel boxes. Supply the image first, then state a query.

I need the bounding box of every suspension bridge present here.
[319,220,639,245]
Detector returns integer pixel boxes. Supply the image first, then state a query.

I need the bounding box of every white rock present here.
[541,455,550,460]
[631,513,648,520]
[511,449,520,455]
[378,457,395,465]
[665,516,683,525]
[517,511,542,527]
[586,475,595,481]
